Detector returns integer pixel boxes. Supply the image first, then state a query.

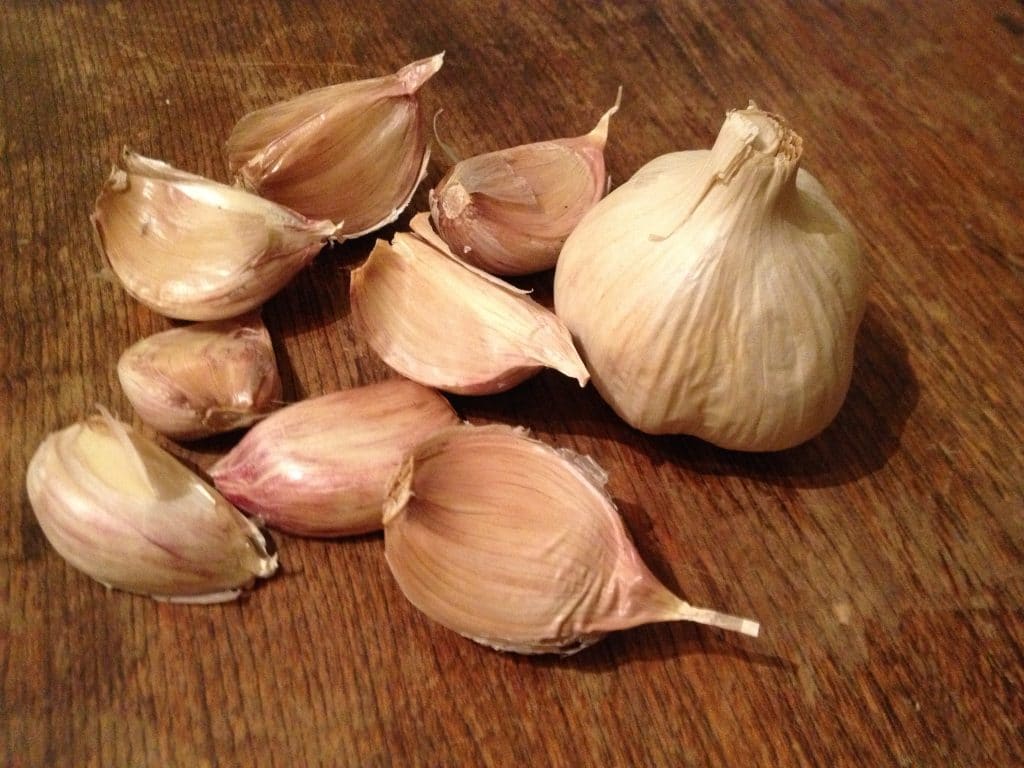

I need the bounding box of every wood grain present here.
[2,1,1022,765]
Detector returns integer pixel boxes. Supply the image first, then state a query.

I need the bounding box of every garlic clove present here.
[25,408,277,602]
[209,378,458,537]
[383,423,759,654]
[91,149,340,321]
[117,312,283,440]
[349,213,590,395]
[428,91,620,275]
[227,53,443,237]
[554,103,868,450]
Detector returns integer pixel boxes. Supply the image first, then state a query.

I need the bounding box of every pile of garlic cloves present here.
[27,53,876,660]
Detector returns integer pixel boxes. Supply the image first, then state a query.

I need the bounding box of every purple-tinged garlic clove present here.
[25,408,277,602]
[210,378,458,537]
[429,90,620,275]
[117,313,282,440]
[383,423,759,654]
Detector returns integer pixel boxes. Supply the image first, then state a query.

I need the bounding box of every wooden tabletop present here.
[3,1,1022,765]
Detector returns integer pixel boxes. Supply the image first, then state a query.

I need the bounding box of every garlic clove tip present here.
[588,85,623,147]
[397,52,445,93]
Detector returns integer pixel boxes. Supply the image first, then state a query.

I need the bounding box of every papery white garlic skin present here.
[209,378,458,537]
[25,411,277,602]
[383,424,759,654]
[227,54,443,236]
[428,93,619,275]
[554,104,868,451]
[349,213,589,395]
[117,314,283,440]
[91,149,339,321]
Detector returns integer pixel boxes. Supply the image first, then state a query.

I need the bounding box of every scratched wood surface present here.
[2,1,1022,765]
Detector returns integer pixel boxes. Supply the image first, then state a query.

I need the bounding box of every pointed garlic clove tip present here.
[428,92,620,276]
[25,409,277,601]
[675,603,761,638]
[91,149,335,321]
[350,215,589,395]
[117,313,283,440]
[587,85,623,147]
[383,423,758,654]
[210,378,459,537]
[396,51,445,92]
[226,54,442,236]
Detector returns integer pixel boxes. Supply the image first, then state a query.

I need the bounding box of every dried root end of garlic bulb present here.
[210,378,459,537]
[349,213,589,395]
[227,53,443,236]
[25,408,277,602]
[554,102,868,451]
[383,423,759,654]
[91,149,340,321]
[428,90,621,276]
[117,313,283,440]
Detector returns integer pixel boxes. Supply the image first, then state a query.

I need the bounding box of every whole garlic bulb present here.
[554,104,868,451]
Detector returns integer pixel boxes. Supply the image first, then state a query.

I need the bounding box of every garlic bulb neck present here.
[660,105,802,242]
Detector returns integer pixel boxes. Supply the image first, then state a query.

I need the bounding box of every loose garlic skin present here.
[428,93,619,276]
[383,424,758,654]
[210,378,459,537]
[117,314,283,440]
[554,105,868,451]
[25,411,277,602]
[91,150,339,321]
[227,54,443,236]
[350,213,589,395]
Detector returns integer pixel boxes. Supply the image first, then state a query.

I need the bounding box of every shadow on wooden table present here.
[522,619,791,671]
[649,301,919,488]
[458,301,918,490]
